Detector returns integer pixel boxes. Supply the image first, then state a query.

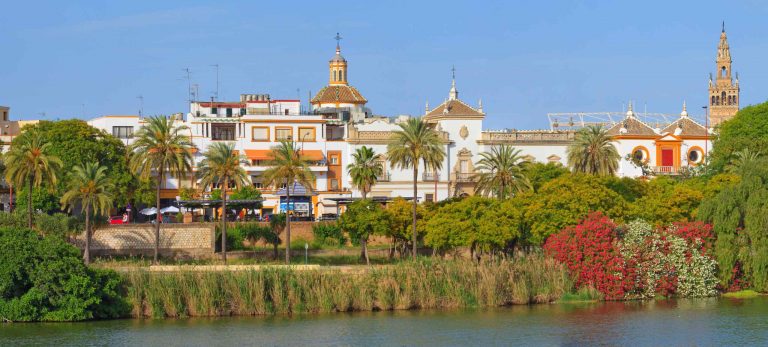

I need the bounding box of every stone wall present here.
[75,223,215,259]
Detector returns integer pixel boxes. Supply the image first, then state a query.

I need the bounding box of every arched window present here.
[716,96,720,105]
[721,66,727,77]
[343,70,347,81]
[734,96,738,105]
[711,95,715,106]
[333,70,337,81]
[722,92,727,105]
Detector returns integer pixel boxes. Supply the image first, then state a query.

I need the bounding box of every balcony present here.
[652,166,680,175]
[455,172,474,183]
[422,172,440,181]
[376,173,391,182]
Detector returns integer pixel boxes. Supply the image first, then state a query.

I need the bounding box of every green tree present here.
[19,120,135,208]
[626,178,703,226]
[268,213,286,260]
[385,197,426,258]
[522,162,569,192]
[387,117,446,259]
[726,147,761,175]
[524,174,627,244]
[4,130,63,228]
[197,142,250,263]
[60,162,114,264]
[128,115,194,264]
[473,145,531,199]
[567,125,620,176]
[338,199,390,265]
[709,102,768,171]
[699,158,768,291]
[347,146,383,199]
[262,141,315,264]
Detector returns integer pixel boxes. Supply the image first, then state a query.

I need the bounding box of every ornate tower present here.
[329,33,348,85]
[708,23,740,126]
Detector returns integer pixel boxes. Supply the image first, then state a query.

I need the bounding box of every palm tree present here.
[262,141,315,264]
[347,146,384,200]
[567,125,620,176]
[128,115,194,264]
[197,142,250,263]
[726,148,761,174]
[61,162,114,264]
[4,130,62,228]
[387,117,445,259]
[474,145,531,199]
[269,213,286,260]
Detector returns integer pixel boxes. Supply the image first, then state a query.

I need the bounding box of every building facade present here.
[87,27,734,217]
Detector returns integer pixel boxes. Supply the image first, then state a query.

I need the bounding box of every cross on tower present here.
[334,32,342,49]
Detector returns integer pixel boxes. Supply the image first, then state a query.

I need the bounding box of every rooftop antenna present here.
[182,68,192,105]
[210,64,219,101]
[192,84,200,101]
[137,95,144,117]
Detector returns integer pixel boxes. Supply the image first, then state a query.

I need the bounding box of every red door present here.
[661,149,674,167]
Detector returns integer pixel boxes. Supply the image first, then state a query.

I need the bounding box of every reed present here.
[123,255,571,318]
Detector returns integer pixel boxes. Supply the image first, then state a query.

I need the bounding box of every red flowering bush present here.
[546,214,718,300]
[543,212,633,300]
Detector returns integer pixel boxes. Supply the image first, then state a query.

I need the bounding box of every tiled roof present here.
[661,117,708,137]
[425,99,483,118]
[606,117,657,136]
[311,85,367,104]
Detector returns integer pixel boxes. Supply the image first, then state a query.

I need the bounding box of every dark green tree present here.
[709,102,768,171]
[338,199,390,265]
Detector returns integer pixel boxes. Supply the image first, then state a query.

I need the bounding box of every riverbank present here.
[123,257,571,318]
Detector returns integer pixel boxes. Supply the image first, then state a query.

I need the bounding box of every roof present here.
[275,182,316,196]
[425,99,484,119]
[606,117,657,136]
[661,117,708,137]
[311,85,367,105]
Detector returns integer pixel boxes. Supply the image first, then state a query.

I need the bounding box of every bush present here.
[0,227,129,321]
[215,224,245,252]
[312,223,346,247]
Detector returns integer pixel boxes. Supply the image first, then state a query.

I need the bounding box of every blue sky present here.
[1,0,767,130]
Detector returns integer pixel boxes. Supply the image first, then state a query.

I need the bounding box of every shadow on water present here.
[2,297,768,346]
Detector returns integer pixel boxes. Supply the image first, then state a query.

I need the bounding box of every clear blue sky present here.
[1,0,767,130]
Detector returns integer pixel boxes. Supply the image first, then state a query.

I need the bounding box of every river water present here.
[2,297,767,346]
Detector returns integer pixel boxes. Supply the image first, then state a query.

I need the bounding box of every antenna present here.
[210,64,219,101]
[182,68,192,105]
[137,95,144,116]
[192,84,200,101]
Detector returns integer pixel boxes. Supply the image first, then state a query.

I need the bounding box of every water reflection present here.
[1,297,767,346]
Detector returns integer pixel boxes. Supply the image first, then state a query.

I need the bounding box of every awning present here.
[298,150,324,161]
[245,150,274,160]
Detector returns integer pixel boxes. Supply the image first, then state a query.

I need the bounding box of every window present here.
[460,160,469,173]
[688,146,704,165]
[298,127,316,142]
[284,109,289,115]
[333,70,337,81]
[112,126,133,139]
[275,127,292,141]
[330,179,339,191]
[252,127,269,142]
[329,154,339,165]
[211,107,218,115]
[425,193,434,202]
[211,124,236,141]
[226,108,233,117]
[326,125,344,140]
[240,108,246,116]
[631,146,649,164]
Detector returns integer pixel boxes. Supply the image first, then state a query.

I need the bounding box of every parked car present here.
[109,216,125,225]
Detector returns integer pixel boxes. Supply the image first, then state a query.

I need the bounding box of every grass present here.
[722,290,761,299]
[558,286,604,303]
[122,255,572,318]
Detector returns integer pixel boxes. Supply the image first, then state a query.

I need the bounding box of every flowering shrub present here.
[543,212,633,300]
[546,214,718,300]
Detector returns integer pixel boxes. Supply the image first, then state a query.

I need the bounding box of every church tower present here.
[708,23,740,126]
[329,33,348,85]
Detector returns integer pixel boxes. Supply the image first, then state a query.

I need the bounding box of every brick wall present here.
[75,223,215,259]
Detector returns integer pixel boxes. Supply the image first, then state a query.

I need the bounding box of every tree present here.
[4,130,63,228]
[522,162,569,192]
[567,125,620,176]
[19,120,134,208]
[347,146,383,199]
[699,157,768,291]
[338,199,390,265]
[385,197,426,258]
[726,147,761,175]
[626,177,703,226]
[473,145,531,199]
[268,213,286,260]
[262,141,315,264]
[387,117,445,259]
[197,142,250,263]
[709,102,768,171]
[60,162,114,264]
[524,174,627,244]
[128,115,194,264]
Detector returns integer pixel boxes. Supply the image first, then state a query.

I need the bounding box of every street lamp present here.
[304,242,309,264]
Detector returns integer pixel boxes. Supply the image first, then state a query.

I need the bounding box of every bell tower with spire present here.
[708,22,740,126]
[329,33,348,85]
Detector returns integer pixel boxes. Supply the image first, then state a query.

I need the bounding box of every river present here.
[2,297,767,346]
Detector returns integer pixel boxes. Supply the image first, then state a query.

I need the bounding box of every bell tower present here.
[329,33,348,85]
[708,22,740,126]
